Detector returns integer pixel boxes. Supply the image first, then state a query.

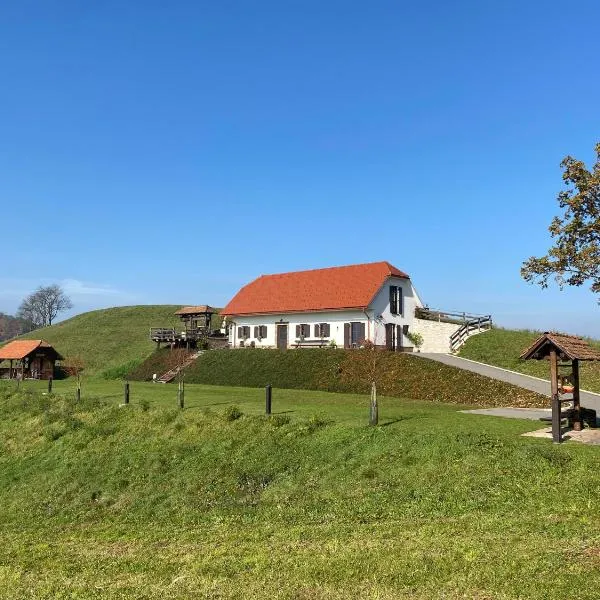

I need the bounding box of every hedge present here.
[129,348,547,408]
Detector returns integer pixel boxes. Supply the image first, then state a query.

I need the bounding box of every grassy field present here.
[1,380,600,599]
[130,348,548,408]
[10,305,183,377]
[459,328,600,393]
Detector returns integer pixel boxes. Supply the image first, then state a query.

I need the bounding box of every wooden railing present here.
[449,315,493,352]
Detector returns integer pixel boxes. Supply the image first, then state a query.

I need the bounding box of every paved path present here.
[418,353,600,413]
[460,407,551,420]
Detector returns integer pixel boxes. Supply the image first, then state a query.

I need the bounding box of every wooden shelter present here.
[0,339,63,380]
[521,332,600,443]
[150,306,218,349]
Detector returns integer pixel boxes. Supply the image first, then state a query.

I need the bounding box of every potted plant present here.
[406,331,424,352]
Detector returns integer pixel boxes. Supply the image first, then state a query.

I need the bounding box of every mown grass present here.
[1,382,600,598]
[130,347,547,408]
[459,328,600,393]
[10,305,183,376]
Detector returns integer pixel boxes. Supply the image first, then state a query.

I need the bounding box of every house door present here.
[276,324,288,350]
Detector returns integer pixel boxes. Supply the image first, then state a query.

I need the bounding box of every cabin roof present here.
[0,339,64,360]
[520,332,600,361]
[221,261,410,316]
[175,305,217,316]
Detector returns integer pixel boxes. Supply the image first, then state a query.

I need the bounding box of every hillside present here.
[1,384,600,598]
[15,305,183,377]
[458,328,600,393]
[129,347,547,408]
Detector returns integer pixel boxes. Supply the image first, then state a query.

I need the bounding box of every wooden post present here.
[572,359,582,431]
[9,359,12,379]
[48,377,53,394]
[124,380,130,405]
[265,384,272,415]
[178,380,184,409]
[369,381,378,426]
[550,350,561,443]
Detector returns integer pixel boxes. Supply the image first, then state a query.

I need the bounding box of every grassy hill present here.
[129,347,547,408]
[15,305,183,377]
[2,383,600,598]
[459,328,600,393]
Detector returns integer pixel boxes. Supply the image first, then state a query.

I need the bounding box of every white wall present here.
[226,276,424,349]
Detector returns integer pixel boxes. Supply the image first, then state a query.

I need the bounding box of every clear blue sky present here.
[2,1,599,336]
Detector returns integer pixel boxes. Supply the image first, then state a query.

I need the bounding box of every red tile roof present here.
[0,340,56,360]
[221,261,409,316]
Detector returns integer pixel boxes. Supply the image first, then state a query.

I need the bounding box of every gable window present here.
[295,324,310,339]
[389,285,403,316]
[314,323,331,338]
[237,326,250,339]
[254,325,268,339]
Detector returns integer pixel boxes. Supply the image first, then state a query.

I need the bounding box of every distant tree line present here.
[0,284,73,342]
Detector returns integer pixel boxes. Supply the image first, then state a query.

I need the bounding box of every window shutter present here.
[238,327,243,337]
[397,324,403,351]
[314,324,319,337]
[324,323,330,337]
[390,286,397,314]
[261,326,267,338]
[385,323,393,350]
[296,325,301,337]
[360,323,366,343]
[398,287,403,315]
[254,326,259,338]
[245,326,250,337]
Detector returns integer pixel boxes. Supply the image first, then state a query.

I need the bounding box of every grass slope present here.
[1,384,600,599]
[16,305,182,377]
[459,328,600,393]
[130,348,547,408]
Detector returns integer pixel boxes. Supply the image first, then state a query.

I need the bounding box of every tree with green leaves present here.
[521,142,600,296]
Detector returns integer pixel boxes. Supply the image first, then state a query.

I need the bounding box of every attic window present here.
[389,285,403,316]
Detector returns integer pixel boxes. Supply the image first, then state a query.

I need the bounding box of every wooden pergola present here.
[521,332,600,443]
[150,306,218,349]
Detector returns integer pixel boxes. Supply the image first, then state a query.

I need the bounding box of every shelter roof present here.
[520,332,600,362]
[0,339,63,360]
[174,305,217,316]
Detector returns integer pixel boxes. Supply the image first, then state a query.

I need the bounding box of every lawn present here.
[1,379,600,599]
[459,328,600,393]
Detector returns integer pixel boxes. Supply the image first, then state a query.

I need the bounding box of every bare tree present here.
[63,356,85,401]
[17,284,73,328]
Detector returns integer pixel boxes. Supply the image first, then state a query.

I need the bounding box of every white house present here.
[221,261,438,351]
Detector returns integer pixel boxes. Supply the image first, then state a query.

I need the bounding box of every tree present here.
[17,284,73,328]
[521,142,600,296]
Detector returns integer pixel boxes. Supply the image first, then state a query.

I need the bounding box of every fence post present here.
[178,380,184,409]
[265,384,272,415]
[124,380,130,405]
[48,377,53,394]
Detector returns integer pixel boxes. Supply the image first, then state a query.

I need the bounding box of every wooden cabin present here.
[0,339,63,380]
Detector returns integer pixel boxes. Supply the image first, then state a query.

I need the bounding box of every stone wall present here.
[411,318,461,353]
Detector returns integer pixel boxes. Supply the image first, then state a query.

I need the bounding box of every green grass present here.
[131,347,548,408]
[459,328,600,393]
[1,380,600,598]
[11,305,184,377]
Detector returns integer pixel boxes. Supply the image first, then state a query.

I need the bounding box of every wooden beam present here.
[550,349,562,443]
[572,359,582,431]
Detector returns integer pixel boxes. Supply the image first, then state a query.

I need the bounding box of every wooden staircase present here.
[156,350,204,383]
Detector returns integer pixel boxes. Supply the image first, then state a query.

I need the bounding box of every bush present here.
[223,405,243,421]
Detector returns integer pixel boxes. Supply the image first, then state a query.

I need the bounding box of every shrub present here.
[223,405,243,421]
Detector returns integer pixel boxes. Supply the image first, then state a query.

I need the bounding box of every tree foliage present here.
[17,284,73,328]
[521,142,600,296]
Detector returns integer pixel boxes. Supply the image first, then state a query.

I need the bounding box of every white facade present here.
[227,276,423,350]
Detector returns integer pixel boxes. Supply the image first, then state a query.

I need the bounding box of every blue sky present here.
[2,1,599,336]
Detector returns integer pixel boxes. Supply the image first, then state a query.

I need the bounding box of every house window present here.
[350,322,365,346]
[254,325,268,338]
[295,324,310,338]
[314,323,331,338]
[237,326,250,339]
[389,285,403,316]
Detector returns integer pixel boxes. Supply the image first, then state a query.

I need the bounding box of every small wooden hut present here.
[521,332,600,443]
[0,339,63,380]
[150,306,218,349]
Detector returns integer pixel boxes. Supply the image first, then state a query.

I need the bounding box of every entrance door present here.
[276,324,288,350]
